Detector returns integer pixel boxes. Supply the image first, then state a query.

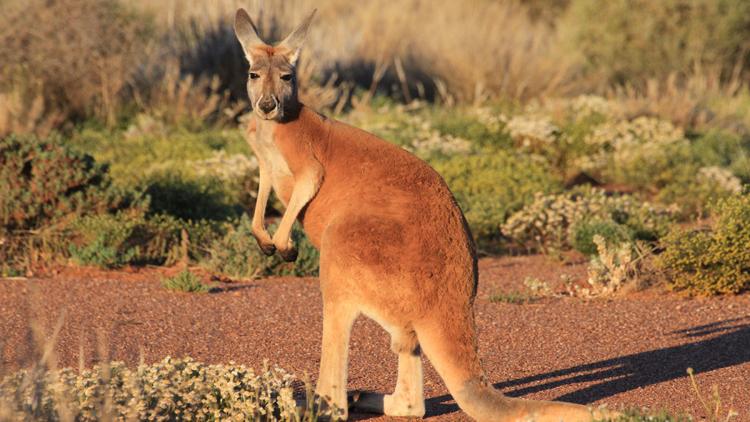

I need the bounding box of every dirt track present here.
[1,255,749,420]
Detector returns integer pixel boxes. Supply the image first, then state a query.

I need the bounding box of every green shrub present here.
[205,214,261,279]
[429,108,512,150]
[0,134,141,232]
[658,193,750,294]
[0,357,333,421]
[69,212,218,268]
[206,215,319,279]
[502,187,674,253]
[563,0,750,83]
[70,123,251,183]
[144,172,246,222]
[162,269,213,293]
[571,219,632,256]
[433,150,561,245]
[72,124,258,221]
[691,130,750,182]
[577,117,693,192]
[657,166,744,218]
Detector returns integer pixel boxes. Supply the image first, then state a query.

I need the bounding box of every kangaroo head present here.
[234,8,315,121]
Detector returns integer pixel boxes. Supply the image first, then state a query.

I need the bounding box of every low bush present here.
[68,212,218,268]
[350,103,482,160]
[434,150,561,246]
[206,215,320,279]
[0,134,145,271]
[580,235,644,298]
[144,171,247,222]
[690,130,750,183]
[72,122,258,221]
[162,269,214,293]
[576,117,692,192]
[656,165,744,218]
[570,219,632,256]
[0,357,334,421]
[0,134,141,232]
[658,193,750,294]
[502,187,674,253]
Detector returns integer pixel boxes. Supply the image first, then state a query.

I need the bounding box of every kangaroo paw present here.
[278,246,298,262]
[255,239,276,256]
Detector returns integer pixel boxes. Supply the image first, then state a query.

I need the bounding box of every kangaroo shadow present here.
[425,317,750,417]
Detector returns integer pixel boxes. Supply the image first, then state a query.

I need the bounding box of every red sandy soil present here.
[1,255,748,420]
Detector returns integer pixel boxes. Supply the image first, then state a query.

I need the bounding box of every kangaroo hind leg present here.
[349,326,425,417]
[385,326,425,417]
[315,298,357,419]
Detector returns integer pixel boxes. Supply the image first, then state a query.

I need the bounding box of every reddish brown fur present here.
[237,8,616,420]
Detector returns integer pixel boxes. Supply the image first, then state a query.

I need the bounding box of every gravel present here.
[1,256,748,420]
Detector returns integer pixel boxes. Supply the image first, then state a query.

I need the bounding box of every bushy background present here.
[1,0,749,295]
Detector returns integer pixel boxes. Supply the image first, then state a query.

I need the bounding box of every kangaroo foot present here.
[384,392,426,417]
[348,391,384,414]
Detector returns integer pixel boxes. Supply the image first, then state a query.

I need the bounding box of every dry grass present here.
[1,0,750,135]
[606,69,750,132]
[0,0,150,126]
[0,91,63,138]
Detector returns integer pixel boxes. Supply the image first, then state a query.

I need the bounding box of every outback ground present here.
[2,255,747,420]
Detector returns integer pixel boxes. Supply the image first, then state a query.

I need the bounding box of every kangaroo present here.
[234,9,615,422]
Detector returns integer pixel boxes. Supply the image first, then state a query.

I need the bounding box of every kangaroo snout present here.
[258,97,277,113]
[255,95,279,118]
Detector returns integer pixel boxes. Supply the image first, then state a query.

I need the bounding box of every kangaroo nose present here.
[259,99,276,114]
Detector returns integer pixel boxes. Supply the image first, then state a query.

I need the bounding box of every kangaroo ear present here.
[278,9,317,66]
[234,8,264,56]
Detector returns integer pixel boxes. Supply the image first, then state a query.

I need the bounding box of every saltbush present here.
[72,123,258,221]
[571,219,632,256]
[207,215,320,279]
[691,130,750,183]
[433,150,561,246]
[69,212,218,268]
[144,171,247,222]
[502,187,674,253]
[0,134,140,232]
[576,117,692,191]
[658,193,750,294]
[657,166,744,218]
[0,357,333,421]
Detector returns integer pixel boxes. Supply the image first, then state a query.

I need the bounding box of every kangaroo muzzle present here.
[256,95,279,118]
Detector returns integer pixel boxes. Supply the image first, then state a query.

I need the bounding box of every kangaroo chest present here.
[252,122,295,205]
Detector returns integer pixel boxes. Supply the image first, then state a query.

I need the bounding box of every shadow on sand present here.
[424,317,750,417]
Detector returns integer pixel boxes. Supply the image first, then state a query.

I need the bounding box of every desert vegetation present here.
[1,0,748,419]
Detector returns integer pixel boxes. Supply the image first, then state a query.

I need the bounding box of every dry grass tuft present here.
[606,70,750,132]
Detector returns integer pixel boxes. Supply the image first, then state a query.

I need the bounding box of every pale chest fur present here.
[250,121,295,205]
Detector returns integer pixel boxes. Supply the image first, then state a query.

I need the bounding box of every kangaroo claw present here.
[279,246,298,262]
[255,239,276,256]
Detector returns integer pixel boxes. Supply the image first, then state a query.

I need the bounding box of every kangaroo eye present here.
[280,74,293,81]
[249,72,260,80]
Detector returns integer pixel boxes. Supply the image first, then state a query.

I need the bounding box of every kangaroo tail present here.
[415,306,612,422]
